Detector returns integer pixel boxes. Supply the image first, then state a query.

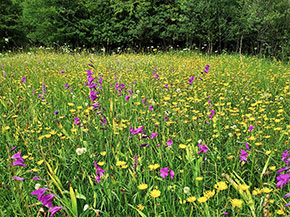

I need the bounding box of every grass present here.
[1,49,290,216]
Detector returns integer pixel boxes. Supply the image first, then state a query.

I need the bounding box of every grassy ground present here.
[1,49,290,216]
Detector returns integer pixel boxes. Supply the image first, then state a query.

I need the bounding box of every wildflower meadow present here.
[1,50,290,216]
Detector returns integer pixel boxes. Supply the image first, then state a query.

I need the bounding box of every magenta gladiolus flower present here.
[12,159,26,167]
[189,76,195,85]
[95,162,105,184]
[74,117,81,125]
[130,126,144,135]
[164,139,173,148]
[11,151,22,160]
[12,176,24,181]
[197,144,209,154]
[245,142,249,151]
[249,125,255,132]
[277,167,290,174]
[276,174,290,188]
[151,133,158,139]
[160,167,169,179]
[21,76,26,83]
[48,206,62,217]
[10,146,17,151]
[170,170,175,179]
[239,149,248,162]
[140,143,150,148]
[149,105,153,111]
[125,95,130,101]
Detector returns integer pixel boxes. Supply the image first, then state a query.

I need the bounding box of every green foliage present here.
[2,0,290,59]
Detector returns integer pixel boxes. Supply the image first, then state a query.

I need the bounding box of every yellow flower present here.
[150,189,161,198]
[116,161,126,166]
[227,155,234,160]
[239,184,250,191]
[269,166,276,171]
[214,181,228,191]
[204,190,215,199]
[261,187,272,193]
[100,151,106,156]
[252,188,262,195]
[197,196,207,203]
[179,144,187,149]
[276,208,286,215]
[98,161,105,166]
[231,199,243,208]
[186,196,197,203]
[196,177,203,181]
[149,164,160,171]
[138,184,148,190]
[137,204,144,211]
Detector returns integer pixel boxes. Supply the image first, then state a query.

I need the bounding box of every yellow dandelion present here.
[186,196,197,203]
[239,184,250,191]
[137,204,144,211]
[196,177,203,181]
[197,196,207,203]
[150,189,161,198]
[261,187,272,193]
[214,181,228,191]
[149,164,160,171]
[116,161,126,167]
[179,144,187,149]
[138,184,148,190]
[100,151,106,156]
[204,190,215,199]
[231,199,243,208]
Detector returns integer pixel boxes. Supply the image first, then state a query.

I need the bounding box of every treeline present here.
[1,0,290,59]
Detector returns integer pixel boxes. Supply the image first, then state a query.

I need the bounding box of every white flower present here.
[176,88,181,93]
[76,147,87,156]
[35,183,41,190]
[83,204,89,211]
[136,90,140,94]
[5,38,9,42]
[183,187,190,194]
[198,139,202,144]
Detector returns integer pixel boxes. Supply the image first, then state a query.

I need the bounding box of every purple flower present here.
[222,212,229,215]
[95,162,105,184]
[32,177,41,180]
[285,203,290,207]
[12,176,24,181]
[151,133,158,139]
[203,65,210,73]
[239,149,248,162]
[160,167,169,179]
[39,194,55,208]
[283,193,290,198]
[130,126,144,135]
[12,159,26,167]
[74,117,81,125]
[282,149,290,165]
[48,206,62,217]
[245,142,249,151]
[277,167,290,174]
[11,151,22,160]
[170,170,175,179]
[54,110,59,115]
[189,76,195,85]
[125,95,130,101]
[197,144,209,154]
[101,117,107,126]
[276,174,290,188]
[21,76,26,83]
[133,155,138,170]
[149,105,153,111]
[60,70,65,74]
[10,146,17,151]
[249,125,255,132]
[164,139,173,148]
[140,143,150,148]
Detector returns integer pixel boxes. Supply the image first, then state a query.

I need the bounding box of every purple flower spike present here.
[249,125,255,132]
[21,77,26,83]
[164,139,173,148]
[239,149,248,162]
[151,133,158,139]
[170,170,175,179]
[10,146,17,151]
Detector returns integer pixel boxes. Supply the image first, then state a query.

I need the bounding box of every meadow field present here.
[1,50,290,217]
